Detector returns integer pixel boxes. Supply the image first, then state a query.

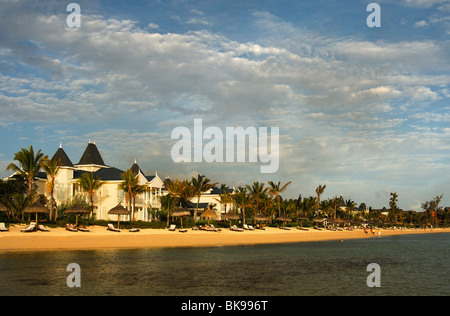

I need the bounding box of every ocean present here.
[0,233,448,296]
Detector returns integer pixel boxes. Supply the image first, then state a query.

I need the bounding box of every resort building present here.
[18,142,233,222]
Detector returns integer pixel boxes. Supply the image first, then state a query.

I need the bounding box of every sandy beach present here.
[0,224,448,252]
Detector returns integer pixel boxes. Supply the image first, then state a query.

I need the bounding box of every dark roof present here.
[77,143,106,166]
[210,187,234,195]
[131,162,145,177]
[74,167,125,181]
[52,147,74,168]
[187,201,210,209]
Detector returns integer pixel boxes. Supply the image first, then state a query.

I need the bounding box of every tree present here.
[422,194,444,228]
[42,157,61,221]
[246,182,268,218]
[315,185,326,214]
[191,175,218,222]
[120,169,137,220]
[166,179,186,227]
[6,145,46,201]
[388,192,399,223]
[232,186,251,225]
[268,181,292,218]
[77,173,103,218]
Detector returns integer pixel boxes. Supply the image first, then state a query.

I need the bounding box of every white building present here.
[30,142,233,222]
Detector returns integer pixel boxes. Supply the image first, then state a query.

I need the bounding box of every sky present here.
[0,0,449,211]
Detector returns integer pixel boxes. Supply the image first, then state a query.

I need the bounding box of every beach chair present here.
[38,225,50,232]
[107,224,121,232]
[129,228,140,232]
[169,224,176,231]
[0,223,8,232]
[78,225,90,232]
[210,225,221,232]
[231,225,244,232]
[179,229,187,233]
[21,222,36,232]
[66,224,78,232]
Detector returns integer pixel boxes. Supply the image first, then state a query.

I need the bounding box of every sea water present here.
[0,233,448,296]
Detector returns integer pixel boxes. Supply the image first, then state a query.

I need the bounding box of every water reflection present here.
[0,234,448,296]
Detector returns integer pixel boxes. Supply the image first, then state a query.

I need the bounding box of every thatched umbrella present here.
[0,203,7,212]
[313,217,325,228]
[171,207,191,228]
[63,204,91,226]
[108,203,130,228]
[277,214,292,227]
[200,208,217,225]
[222,210,239,228]
[254,214,269,222]
[297,213,309,227]
[23,202,49,226]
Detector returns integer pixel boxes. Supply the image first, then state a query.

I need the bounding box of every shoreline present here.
[0,224,448,253]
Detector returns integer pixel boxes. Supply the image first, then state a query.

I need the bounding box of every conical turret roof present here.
[77,142,106,166]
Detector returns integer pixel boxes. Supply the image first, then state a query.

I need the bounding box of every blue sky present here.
[0,0,449,211]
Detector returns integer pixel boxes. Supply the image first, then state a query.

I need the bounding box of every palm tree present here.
[7,145,46,202]
[315,185,326,214]
[191,175,218,222]
[42,157,61,221]
[130,183,148,221]
[77,173,103,218]
[268,181,292,218]
[246,182,268,217]
[120,169,137,220]
[166,179,186,227]
[232,186,251,226]
[214,191,232,214]
[388,192,399,223]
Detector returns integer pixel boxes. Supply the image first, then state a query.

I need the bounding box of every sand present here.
[0,224,448,252]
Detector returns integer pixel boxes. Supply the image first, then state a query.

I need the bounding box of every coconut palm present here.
[246,182,268,217]
[77,173,103,217]
[191,174,218,222]
[268,181,292,218]
[388,192,399,223]
[166,179,186,227]
[120,169,136,217]
[315,184,326,214]
[130,183,148,221]
[6,145,46,201]
[42,157,61,221]
[232,186,251,226]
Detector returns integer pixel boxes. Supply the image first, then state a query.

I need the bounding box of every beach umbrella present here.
[23,202,49,226]
[200,208,217,225]
[64,204,91,226]
[296,213,308,227]
[222,210,239,228]
[0,203,7,212]
[171,207,191,228]
[108,203,130,228]
[312,217,325,228]
[277,214,292,227]
[254,214,269,222]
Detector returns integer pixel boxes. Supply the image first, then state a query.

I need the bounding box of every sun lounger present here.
[21,222,36,232]
[38,225,50,232]
[297,227,309,231]
[169,224,176,231]
[179,229,187,233]
[231,225,244,232]
[0,223,9,232]
[107,224,121,232]
[66,224,78,232]
[244,224,255,230]
[129,228,140,232]
[210,225,221,232]
[78,225,90,232]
